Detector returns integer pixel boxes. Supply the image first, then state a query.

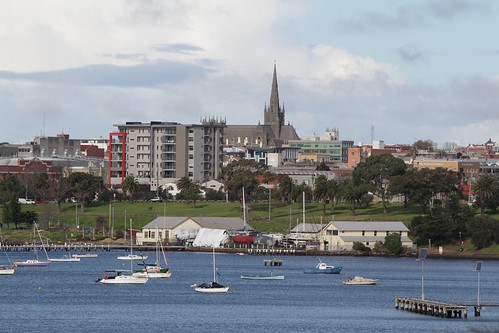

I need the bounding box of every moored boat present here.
[97,270,148,284]
[240,274,284,280]
[304,262,342,274]
[0,265,15,275]
[14,259,49,267]
[231,232,255,244]
[342,276,378,285]
[117,254,148,261]
[194,246,229,293]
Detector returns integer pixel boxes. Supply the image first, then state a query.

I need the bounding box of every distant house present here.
[286,221,413,251]
[135,216,250,245]
[322,221,413,251]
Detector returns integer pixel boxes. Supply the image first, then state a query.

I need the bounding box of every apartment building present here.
[109,118,225,189]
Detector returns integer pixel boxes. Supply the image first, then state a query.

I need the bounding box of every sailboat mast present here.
[212,246,216,282]
[130,219,133,272]
[242,187,246,229]
[302,191,305,232]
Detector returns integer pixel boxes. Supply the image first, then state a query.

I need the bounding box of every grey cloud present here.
[153,43,203,55]
[337,0,489,32]
[0,60,214,88]
[397,45,424,63]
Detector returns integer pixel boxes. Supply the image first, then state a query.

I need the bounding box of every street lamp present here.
[417,248,428,300]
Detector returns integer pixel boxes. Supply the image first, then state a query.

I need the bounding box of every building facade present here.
[109,118,225,188]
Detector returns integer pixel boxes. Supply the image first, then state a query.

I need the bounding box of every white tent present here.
[192,228,229,247]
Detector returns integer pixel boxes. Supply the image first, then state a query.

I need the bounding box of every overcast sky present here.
[1,0,498,147]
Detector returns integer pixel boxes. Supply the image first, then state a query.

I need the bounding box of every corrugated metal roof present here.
[290,223,325,233]
[143,216,251,231]
[332,221,408,232]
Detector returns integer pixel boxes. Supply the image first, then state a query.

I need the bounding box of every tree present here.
[68,172,103,213]
[315,161,330,171]
[353,154,406,214]
[220,160,268,201]
[473,175,497,214]
[122,175,139,201]
[390,168,459,213]
[278,176,294,203]
[314,175,329,215]
[383,233,403,255]
[327,179,340,213]
[2,198,21,230]
[466,215,499,250]
[176,177,201,207]
[413,139,436,152]
[339,180,369,215]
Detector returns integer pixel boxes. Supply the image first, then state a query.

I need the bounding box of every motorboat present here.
[342,276,378,285]
[304,262,342,274]
[133,263,171,278]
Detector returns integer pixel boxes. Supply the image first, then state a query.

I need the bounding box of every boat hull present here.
[72,253,98,258]
[343,276,378,285]
[195,286,230,293]
[240,274,284,280]
[48,258,81,262]
[132,271,171,278]
[0,266,15,275]
[304,267,342,274]
[14,260,49,267]
[117,255,148,261]
[98,275,148,284]
[231,235,254,244]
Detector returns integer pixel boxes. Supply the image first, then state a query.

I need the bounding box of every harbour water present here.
[1,251,498,333]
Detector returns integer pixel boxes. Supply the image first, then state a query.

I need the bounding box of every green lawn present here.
[1,200,422,242]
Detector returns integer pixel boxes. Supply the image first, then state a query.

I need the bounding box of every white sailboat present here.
[133,230,171,278]
[13,223,50,267]
[194,246,229,293]
[0,228,15,275]
[48,244,80,262]
[97,219,148,284]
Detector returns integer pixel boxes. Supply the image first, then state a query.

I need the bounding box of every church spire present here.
[264,62,285,137]
[270,63,279,113]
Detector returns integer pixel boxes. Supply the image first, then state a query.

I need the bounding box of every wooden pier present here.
[395,297,468,318]
[263,259,283,266]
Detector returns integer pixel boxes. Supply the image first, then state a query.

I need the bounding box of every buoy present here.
[38,287,42,291]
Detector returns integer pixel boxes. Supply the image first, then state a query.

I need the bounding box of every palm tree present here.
[473,175,496,214]
[314,175,329,216]
[340,180,368,216]
[326,179,339,213]
[122,175,139,201]
[278,176,293,203]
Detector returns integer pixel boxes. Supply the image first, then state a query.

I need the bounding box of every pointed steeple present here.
[269,63,280,114]
[264,62,285,137]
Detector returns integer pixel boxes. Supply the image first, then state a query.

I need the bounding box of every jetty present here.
[395,297,468,318]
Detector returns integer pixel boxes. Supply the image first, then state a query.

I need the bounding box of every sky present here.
[1,0,499,148]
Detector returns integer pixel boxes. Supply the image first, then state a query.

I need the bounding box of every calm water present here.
[1,250,499,333]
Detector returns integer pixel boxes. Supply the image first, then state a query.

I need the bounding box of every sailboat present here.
[194,246,229,293]
[48,244,80,262]
[0,229,15,275]
[230,187,255,245]
[13,223,50,267]
[133,231,171,279]
[97,219,148,284]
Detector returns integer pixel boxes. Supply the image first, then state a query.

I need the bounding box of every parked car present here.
[150,197,163,202]
[18,198,35,205]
